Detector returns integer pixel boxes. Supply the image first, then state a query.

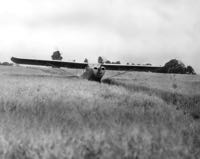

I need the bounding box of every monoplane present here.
[11,57,162,82]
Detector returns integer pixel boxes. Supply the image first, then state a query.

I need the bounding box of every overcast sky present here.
[0,0,200,72]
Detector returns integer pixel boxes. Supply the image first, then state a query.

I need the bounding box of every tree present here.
[1,62,13,66]
[162,59,187,74]
[111,61,121,64]
[51,50,63,60]
[84,58,88,63]
[2,62,9,65]
[105,60,111,64]
[146,63,152,66]
[98,56,104,64]
[116,61,121,64]
[186,65,196,75]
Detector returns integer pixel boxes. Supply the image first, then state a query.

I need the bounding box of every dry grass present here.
[104,71,200,95]
[0,65,200,159]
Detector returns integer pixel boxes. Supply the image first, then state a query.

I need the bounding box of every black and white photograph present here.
[0,0,200,158]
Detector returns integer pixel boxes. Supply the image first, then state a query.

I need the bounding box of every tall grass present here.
[0,66,200,159]
[102,78,200,119]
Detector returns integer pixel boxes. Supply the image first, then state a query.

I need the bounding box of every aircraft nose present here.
[96,67,102,75]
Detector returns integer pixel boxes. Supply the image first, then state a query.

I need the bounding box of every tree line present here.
[51,51,196,75]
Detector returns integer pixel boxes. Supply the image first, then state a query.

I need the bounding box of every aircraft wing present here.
[102,64,162,72]
[11,57,88,69]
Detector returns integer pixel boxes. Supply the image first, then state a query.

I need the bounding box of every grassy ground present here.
[0,65,200,159]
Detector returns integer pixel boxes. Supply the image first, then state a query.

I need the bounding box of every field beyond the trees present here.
[0,65,200,159]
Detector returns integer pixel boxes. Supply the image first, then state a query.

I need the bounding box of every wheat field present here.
[0,65,200,159]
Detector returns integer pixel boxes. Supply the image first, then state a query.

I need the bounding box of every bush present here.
[186,65,196,75]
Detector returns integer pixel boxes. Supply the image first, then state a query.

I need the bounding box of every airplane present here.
[11,57,162,82]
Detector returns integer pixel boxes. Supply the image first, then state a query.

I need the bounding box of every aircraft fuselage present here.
[81,65,106,82]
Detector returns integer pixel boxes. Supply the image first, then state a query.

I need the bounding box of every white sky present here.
[0,0,200,72]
